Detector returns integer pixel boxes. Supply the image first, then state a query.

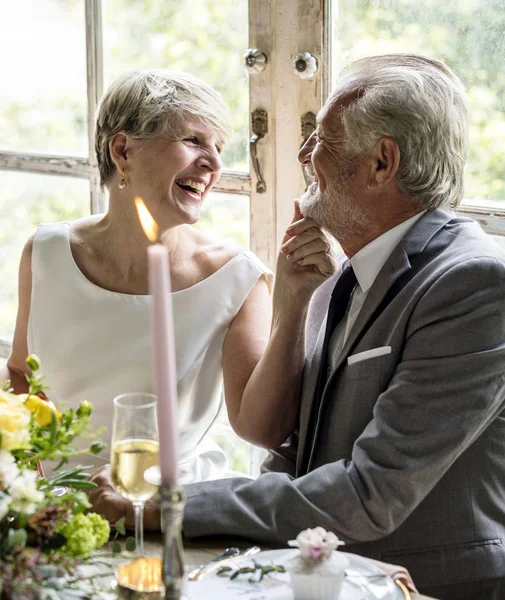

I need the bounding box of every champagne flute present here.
[111,392,159,556]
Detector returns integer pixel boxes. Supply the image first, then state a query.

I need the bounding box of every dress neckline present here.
[62,221,246,299]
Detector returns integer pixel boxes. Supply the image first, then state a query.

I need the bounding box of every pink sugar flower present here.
[288,527,345,563]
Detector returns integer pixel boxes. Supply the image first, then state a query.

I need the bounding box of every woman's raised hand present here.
[277,200,336,301]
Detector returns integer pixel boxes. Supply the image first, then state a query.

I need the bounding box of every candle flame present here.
[135,197,159,243]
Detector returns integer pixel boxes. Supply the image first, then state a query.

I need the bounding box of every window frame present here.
[0,0,250,358]
[325,0,505,239]
[0,0,251,217]
[1,0,504,359]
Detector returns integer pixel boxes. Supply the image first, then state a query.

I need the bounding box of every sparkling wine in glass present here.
[111,393,159,556]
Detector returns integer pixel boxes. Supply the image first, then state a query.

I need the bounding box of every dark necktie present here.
[303,263,357,469]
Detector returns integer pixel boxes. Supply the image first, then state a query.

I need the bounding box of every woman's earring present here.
[118,171,127,190]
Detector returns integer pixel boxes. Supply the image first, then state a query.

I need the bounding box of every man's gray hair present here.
[337,54,469,209]
[95,69,232,187]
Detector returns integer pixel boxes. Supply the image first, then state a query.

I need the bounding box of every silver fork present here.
[187,547,241,581]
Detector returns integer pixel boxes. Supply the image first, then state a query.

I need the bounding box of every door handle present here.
[243,48,268,74]
[300,111,316,188]
[250,108,268,193]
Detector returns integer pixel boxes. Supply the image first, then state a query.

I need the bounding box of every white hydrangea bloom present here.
[0,449,19,491]
[8,468,44,514]
[0,492,10,521]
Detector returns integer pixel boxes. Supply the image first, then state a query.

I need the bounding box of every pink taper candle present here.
[148,244,178,483]
[135,197,178,484]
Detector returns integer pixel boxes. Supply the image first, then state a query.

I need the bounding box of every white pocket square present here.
[347,346,392,366]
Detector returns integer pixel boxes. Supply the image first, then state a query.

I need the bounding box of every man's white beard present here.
[299,173,369,242]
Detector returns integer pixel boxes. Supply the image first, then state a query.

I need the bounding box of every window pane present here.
[103,0,249,171]
[0,172,90,338]
[193,190,251,473]
[209,420,252,474]
[0,0,87,156]
[208,412,267,476]
[331,0,505,207]
[194,191,250,248]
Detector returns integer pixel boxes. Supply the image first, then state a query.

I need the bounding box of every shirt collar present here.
[351,211,426,293]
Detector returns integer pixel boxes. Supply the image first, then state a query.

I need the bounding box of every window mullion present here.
[214,171,251,195]
[0,151,95,179]
[85,0,105,214]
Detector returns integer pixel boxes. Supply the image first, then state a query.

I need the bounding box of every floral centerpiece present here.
[0,355,113,599]
[286,527,348,600]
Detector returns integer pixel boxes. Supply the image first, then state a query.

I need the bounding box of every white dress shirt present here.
[329,211,426,370]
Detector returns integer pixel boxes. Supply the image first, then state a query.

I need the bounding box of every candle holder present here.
[116,557,164,599]
[160,484,186,600]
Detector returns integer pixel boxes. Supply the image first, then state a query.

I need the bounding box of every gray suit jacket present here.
[184,209,505,588]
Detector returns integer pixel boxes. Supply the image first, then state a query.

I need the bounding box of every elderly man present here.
[181,54,505,599]
[92,55,505,599]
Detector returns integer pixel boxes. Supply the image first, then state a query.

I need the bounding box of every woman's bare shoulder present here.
[181,226,244,276]
[67,215,103,242]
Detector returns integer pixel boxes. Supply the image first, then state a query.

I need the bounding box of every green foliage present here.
[125,537,136,552]
[0,355,113,597]
[19,404,101,469]
[217,560,286,583]
[110,517,136,555]
[45,467,96,492]
[114,517,126,536]
[14,357,104,469]
[102,0,249,170]
[7,528,27,551]
[333,0,505,203]
[194,192,249,248]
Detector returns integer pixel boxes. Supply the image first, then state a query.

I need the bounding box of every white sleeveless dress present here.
[28,222,272,483]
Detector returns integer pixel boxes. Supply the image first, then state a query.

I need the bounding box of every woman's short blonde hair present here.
[95,69,232,187]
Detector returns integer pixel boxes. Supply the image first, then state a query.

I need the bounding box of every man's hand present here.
[88,464,161,531]
[277,200,336,301]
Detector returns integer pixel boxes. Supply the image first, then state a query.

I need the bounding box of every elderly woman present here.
[3,69,333,486]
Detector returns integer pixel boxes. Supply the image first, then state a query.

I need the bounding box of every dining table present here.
[88,533,438,600]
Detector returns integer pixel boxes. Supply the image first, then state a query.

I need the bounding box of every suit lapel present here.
[298,208,455,472]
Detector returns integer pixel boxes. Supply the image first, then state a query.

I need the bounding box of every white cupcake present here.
[286,527,348,600]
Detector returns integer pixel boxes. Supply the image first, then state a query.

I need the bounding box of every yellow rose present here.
[0,390,31,450]
[21,394,62,427]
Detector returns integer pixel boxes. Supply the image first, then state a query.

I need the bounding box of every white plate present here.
[183,548,404,599]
